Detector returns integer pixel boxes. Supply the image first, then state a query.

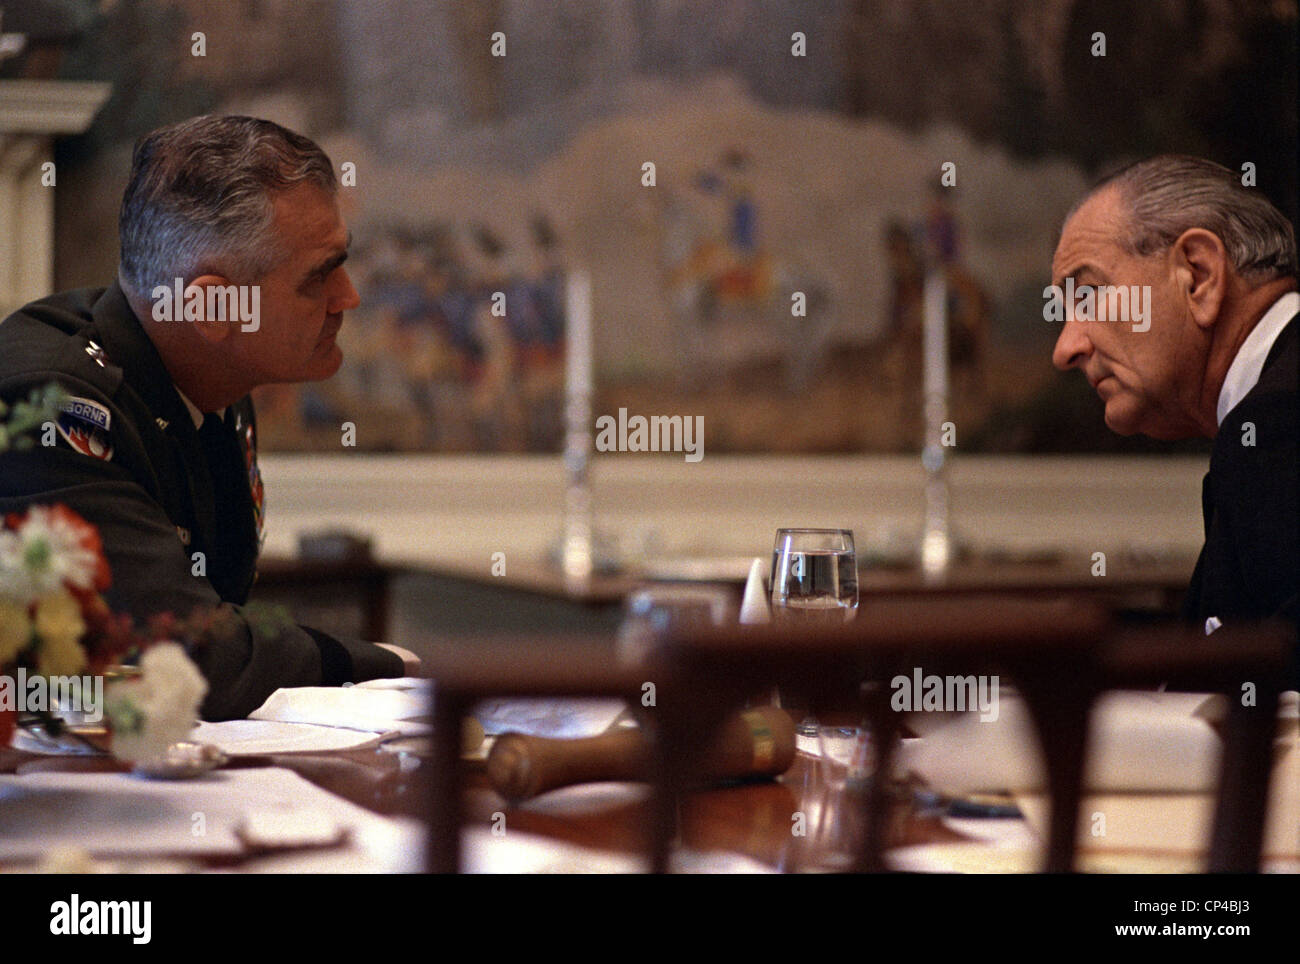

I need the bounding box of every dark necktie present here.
[198,411,257,600]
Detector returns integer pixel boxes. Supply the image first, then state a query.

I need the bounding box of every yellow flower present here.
[33,590,86,677]
[0,598,32,666]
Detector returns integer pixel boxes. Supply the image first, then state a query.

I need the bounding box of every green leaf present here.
[0,382,69,453]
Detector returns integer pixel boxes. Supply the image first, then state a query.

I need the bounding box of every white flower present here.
[105,643,208,764]
[0,507,101,601]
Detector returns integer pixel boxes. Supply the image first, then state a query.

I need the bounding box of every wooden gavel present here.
[486,706,797,803]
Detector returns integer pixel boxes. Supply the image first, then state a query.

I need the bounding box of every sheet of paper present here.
[1015,737,1300,863]
[887,842,1041,873]
[895,690,1231,794]
[473,697,630,739]
[249,685,429,734]
[352,677,428,692]
[459,825,774,873]
[191,720,387,756]
[0,767,403,863]
[888,698,1300,872]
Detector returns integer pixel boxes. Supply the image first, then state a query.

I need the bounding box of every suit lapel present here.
[1253,314,1298,397]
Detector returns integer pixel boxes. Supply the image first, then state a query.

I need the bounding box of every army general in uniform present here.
[0,116,416,720]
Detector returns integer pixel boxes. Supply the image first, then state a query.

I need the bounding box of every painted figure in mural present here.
[655,152,835,393]
[285,218,565,453]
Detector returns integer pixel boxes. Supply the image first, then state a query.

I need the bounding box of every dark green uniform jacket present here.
[0,282,402,719]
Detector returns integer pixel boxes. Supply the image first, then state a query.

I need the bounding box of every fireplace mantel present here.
[0,79,109,317]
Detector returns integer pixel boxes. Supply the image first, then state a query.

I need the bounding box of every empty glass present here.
[615,584,733,665]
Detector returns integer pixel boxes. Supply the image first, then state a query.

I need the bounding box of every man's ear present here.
[1170,229,1229,330]
[186,275,237,345]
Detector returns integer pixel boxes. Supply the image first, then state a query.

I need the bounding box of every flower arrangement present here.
[0,504,143,748]
[1,384,210,762]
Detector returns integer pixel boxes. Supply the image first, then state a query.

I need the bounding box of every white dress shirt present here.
[1216,290,1299,426]
[176,388,223,430]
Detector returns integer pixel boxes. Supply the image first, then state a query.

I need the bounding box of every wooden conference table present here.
[5,557,1250,872]
[3,612,1288,873]
[0,719,956,872]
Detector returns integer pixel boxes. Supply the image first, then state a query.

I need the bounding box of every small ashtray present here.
[132,741,228,780]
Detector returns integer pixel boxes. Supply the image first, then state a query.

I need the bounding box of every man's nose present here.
[1052,319,1091,371]
[330,266,361,313]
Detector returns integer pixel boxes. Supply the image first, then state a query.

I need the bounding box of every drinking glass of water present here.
[770,528,858,623]
[770,528,858,735]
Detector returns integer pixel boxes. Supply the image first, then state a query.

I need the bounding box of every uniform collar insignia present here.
[90,281,192,433]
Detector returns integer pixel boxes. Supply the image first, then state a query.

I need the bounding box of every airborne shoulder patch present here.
[56,395,114,461]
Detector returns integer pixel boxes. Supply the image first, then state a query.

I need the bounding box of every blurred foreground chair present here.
[653,597,1293,872]
[422,640,646,873]
[420,601,1293,872]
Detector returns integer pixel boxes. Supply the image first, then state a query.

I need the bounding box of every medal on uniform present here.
[235,412,265,545]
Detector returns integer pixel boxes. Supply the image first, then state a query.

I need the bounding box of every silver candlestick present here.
[921,267,952,580]
[561,269,594,590]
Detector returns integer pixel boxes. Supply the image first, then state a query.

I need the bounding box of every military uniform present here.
[0,282,402,720]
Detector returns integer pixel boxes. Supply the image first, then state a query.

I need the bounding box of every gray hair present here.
[1075,155,1297,283]
[119,115,337,296]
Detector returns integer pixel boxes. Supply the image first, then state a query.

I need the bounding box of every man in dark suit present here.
[0,116,417,719]
[1051,155,1297,634]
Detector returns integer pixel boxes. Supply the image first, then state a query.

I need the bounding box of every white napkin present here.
[738,557,770,624]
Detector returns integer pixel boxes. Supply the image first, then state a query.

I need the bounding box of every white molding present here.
[0,80,111,134]
[256,453,1208,568]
